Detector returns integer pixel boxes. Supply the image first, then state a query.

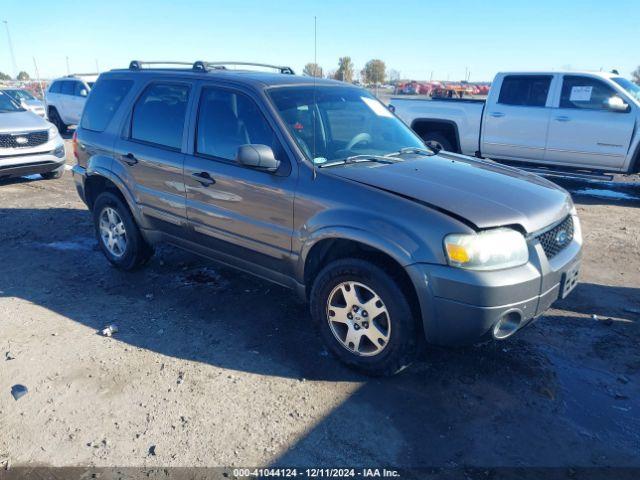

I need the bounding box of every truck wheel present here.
[93,191,154,270]
[310,259,420,376]
[48,108,67,134]
[422,133,453,153]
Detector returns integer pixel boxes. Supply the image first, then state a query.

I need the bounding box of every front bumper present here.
[0,145,66,178]
[407,215,582,345]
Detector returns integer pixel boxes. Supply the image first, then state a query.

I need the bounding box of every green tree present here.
[16,71,30,81]
[335,56,354,83]
[362,59,386,84]
[303,63,323,78]
[0,71,11,81]
[632,66,640,85]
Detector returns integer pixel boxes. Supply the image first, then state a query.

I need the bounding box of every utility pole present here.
[95,59,100,73]
[65,56,70,75]
[2,20,18,78]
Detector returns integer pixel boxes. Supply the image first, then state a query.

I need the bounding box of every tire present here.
[41,168,64,180]
[48,107,67,134]
[422,132,453,153]
[310,258,420,376]
[92,191,154,270]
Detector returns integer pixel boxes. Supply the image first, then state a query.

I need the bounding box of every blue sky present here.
[1,0,637,81]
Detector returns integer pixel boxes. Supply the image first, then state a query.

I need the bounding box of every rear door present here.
[545,75,635,170]
[481,74,554,161]
[113,81,192,235]
[58,81,76,123]
[183,83,296,277]
[71,81,89,124]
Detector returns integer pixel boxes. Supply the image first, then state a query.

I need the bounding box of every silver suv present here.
[72,61,582,375]
[0,91,66,180]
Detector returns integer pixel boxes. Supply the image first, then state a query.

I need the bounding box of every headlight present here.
[444,228,529,271]
[47,124,58,140]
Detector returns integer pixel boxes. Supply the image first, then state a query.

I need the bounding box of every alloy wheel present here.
[99,207,127,258]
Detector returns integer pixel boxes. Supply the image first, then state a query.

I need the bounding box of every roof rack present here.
[128,60,295,75]
[201,61,295,75]
[66,72,99,77]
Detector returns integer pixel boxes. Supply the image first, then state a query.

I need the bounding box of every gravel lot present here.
[1,141,639,472]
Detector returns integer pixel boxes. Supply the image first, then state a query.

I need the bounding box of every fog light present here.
[54,145,66,158]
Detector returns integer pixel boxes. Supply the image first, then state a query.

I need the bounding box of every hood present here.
[23,99,45,109]
[0,110,50,133]
[326,153,572,234]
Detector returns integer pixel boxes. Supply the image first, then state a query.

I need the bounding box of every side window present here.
[74,82,87,97]
[498,75,552,107]
[81,79,133,132]
[560,76,620,111]
[130,83,190,150]
[60,81,76,96]
[196,87,285,161]
[49,81,61,94]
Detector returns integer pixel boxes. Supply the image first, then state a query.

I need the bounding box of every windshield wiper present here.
[318,154,397,168]
[385,146,438,158]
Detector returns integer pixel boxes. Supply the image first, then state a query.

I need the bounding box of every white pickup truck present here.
[390,71,640,175]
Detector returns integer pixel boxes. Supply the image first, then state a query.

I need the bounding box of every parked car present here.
[1,88,46,118]
[0,91,66,179]
[45,74,97,133]
[72,61,582,375]
[390,71,640,175]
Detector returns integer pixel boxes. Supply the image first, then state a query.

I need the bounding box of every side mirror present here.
[79,89,88,97]
[236,144,280,172]
[606,96,629,112]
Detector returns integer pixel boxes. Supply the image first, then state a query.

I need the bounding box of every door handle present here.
[192,171,216,186]
[555,116,571,122]
[121,153,138,166]
[489,112,505,118]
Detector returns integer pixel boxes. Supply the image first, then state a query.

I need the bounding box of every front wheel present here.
[310,259,420,376]
[41,168,64,180]
[93,191,154,270]
[48,107,67,134]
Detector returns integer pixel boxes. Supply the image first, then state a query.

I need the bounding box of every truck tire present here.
[41,168,64,180]
[422,133,453,153]
[48,107,68,134]
[92,191,154,270]
[310,259,420,376]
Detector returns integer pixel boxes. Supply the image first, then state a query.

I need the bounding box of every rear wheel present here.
[310,259,420,376]
[422,132,453,153]
[48,107,67,134]
[93,191,154,270]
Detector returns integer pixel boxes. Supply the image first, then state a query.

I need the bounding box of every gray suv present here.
[72,61,582,375]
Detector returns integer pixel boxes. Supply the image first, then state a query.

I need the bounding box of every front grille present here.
[0,130,48,149]
[536,215,574,259]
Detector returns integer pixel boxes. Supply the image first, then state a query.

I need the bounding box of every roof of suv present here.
[105,66,346,89]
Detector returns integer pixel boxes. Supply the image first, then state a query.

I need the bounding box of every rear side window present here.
[49,81,61,94]
[81,79,133,132]
[60,81,76,96]
[560,76,620,111]
[196,87,284,161]
[498,75,552,107]
[131,83,190,150]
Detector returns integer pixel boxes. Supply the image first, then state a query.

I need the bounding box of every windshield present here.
[0,91,24,112]
[612,77,640,101]
[5,89,36,102]
[268,86,424,164]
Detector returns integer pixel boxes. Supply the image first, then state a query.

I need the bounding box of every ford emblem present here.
[555,230,568,246]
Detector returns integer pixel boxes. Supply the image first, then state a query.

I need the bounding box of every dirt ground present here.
[1,142,639,474]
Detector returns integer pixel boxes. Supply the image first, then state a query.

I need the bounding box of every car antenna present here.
[312,15,318,180]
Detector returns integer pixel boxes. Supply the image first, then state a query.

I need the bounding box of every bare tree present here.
[335,56,354,83]
[303,63,323,78]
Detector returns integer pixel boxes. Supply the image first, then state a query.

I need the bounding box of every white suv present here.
[45,75,97,133]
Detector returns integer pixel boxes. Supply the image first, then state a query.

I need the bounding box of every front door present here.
[183,84,296,277]
[114,81,192,235]
[545,75,635,170]
[481,75,553,162]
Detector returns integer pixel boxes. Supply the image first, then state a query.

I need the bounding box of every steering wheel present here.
[345,132,372,151]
